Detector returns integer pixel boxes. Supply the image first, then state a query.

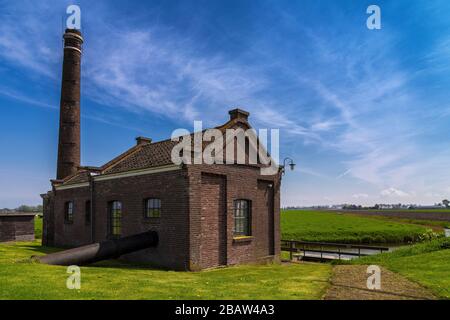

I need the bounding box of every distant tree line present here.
[283,199,450,210]
[0,205,43,213]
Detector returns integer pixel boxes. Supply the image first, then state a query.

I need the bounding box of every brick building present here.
[41,29,281,270]
[0,213,35,242]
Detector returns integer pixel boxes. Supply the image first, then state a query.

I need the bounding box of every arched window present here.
[65,201,74,224]
[233,199,251,236]
[144,198,161,218]
[108,201,122,238]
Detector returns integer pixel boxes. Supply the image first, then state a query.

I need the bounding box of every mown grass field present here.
[347,214,450,230]
[0,241,331,300]
[340,209,450,225]
[1,213,446,300]
[34,216,42,239]
[349,238,450,299]
[281,210,437,244]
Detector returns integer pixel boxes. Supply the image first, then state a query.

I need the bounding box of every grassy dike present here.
[281,210,438,244]
[347,238,450,299]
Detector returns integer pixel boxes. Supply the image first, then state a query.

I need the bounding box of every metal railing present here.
[281,239,389,262]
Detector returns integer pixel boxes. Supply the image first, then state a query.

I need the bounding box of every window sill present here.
[233,236,253,243]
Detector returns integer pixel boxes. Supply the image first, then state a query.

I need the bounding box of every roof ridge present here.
[62,169,88,184]
[100,144,143,172]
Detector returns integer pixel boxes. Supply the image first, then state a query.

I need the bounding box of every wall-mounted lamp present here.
[281,157,296,175]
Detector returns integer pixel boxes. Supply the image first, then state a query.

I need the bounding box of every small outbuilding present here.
[0,213,36,242]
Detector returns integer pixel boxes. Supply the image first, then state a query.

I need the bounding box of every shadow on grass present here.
[18,245,61,255]
[88,260,175,272]
[17,244,174,272]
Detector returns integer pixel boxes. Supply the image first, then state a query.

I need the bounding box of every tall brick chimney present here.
[56,29,83,180]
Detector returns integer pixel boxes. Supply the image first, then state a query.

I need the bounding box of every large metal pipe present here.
[37,231,158,266]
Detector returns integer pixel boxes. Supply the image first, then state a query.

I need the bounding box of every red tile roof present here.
[102,139,178,174]
[56,116,267,186]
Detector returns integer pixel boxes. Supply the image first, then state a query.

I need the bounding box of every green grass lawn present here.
[349,215,450,230]
[281,210,437,244]
[2,212,445,300]
[34,216,42,239]
[349,238,450,299]
[0,241,331,300]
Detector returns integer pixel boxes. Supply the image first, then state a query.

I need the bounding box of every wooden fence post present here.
[289,241,293,261]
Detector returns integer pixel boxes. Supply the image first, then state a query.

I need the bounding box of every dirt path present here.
[325,265,436,300]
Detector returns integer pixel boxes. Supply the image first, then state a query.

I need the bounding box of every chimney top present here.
[229,108,250,121]
[63,28,84,43]
[136,136,152,145]
[65,28,82,35]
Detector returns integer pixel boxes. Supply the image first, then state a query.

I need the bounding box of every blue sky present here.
[1,0,450,207]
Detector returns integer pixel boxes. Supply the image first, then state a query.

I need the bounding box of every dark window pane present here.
[109,201,122,237]
[145,198,161,218]
[65,201,74,224]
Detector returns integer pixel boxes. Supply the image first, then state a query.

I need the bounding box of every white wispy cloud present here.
[336,169,351,180]
[297,167,327,179]
[84,28,269,125]
[380,187,410,198]
[0,86,57,109]
[311,119,341,132]
[0,2,60,77]
[1,1,450,206]
[352,193,369,199]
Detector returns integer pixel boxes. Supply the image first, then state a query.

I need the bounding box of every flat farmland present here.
[281,210,434,244]
[338,210,450,222]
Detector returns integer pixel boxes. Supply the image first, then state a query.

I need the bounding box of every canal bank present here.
[281,240,408,262]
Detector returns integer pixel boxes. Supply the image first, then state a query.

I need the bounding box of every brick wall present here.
[93,170,189,270]
[53,186,91,247]
[42,192,55,246]
[44,163,280,270]
[48,169,190,270]
[0,215,35,242]
[187,164,280,269]
[199,173,227,268]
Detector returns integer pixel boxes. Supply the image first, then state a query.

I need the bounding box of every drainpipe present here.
[89,173,95,243]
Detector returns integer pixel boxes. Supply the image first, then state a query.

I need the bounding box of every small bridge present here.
[281,239,389,262]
